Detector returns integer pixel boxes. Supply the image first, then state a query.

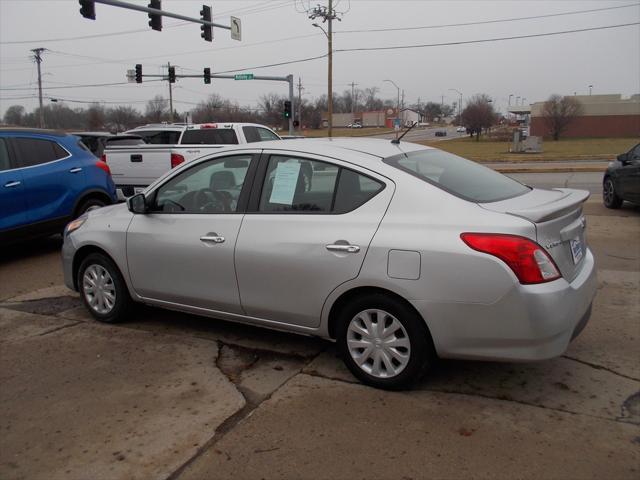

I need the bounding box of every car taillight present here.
[100,153,107,163]
[460,233,561,284]
[171,153,185,168]
[96,160,111,176]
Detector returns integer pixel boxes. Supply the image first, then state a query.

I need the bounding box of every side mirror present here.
[127,193,147,214]
[617,153,628,164]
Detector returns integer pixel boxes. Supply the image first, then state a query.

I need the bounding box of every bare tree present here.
[3,105,25,126]
[542,94,583,140]
[362,87,383,111]
[258,93,287,128]
[107,106,142,132]
[145,95,169,123]
[461,94,497,141]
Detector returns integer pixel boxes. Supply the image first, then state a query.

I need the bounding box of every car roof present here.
[0,127,68,137]
[220,137,432,160]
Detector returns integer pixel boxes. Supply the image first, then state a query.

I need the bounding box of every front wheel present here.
[76,197,107,217]
[603,177,623,209]
[336,294,435,390]
[78,253,132,323]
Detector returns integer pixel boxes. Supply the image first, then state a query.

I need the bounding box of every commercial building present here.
[530,94,640,138]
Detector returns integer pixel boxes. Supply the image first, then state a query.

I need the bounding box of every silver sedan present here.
[62,138,597,389]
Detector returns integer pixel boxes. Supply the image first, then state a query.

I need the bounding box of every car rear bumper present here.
[412,247,597,362]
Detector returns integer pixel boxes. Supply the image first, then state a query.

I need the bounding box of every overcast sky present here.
[1,0,639,117]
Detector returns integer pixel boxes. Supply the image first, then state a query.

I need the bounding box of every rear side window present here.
[384,149,529,203]
[258,155,383,213]
[12,138,69,168]
[0,139,11,171]
[257,128,279,141]
[243,126,260,143]
[181,129,239,145]
[135,130,181,144]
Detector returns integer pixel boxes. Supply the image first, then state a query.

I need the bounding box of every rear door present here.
[234,151,392,328]
[11,136,84,225]
[0,137,28,232]
[619,144,640,202]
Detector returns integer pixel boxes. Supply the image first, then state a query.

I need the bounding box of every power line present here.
[0,80,164,92]
[336,22,640,53]
[335,3,640,34]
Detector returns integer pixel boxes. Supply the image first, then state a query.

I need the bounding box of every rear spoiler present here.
[481,188,590,223]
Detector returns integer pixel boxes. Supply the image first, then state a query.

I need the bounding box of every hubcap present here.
[346,309,411,379]
[82,264,116,315]
[603,179,614,204]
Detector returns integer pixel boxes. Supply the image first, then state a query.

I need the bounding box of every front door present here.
[235,153,393,328]
[126,153,256,313]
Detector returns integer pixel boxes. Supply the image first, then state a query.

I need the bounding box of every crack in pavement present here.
[36,321,84,337]
[562,355,640,382]
[165,342,327,480]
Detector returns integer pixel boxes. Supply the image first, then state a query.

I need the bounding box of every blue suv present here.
[0,128,117,244]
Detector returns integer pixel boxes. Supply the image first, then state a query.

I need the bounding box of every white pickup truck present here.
[104,122,281,198]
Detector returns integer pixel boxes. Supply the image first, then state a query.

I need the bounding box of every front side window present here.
[12,138,68,168]
[0,139,11,171]
[384,149,529,203]
[152,155,252,214]
[258,155,383,213]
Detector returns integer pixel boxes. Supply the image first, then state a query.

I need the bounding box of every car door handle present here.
[200,233,225,244]
[130,154,143,162]
[69,167,82,173]
[326,244,360,253]
[4,181,21,188]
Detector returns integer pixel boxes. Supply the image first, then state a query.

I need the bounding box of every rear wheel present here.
[603,177,623,209]
[76,197,107,217]
[336,293,435,390]
[78,253,132,323]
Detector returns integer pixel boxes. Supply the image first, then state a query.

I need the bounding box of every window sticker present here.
[269,161,301,205]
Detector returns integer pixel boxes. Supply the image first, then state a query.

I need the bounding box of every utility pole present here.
[31,48,45,128]
[297,77,304,133]
[167,62,174,122]
[401,90,405,111]
[309,1,342,137]
[350,81,358,119]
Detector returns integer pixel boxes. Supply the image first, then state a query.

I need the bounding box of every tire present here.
[78,253,132,323]
[75,197,107,218]
[336,293,435,390]
[603,177,623,209]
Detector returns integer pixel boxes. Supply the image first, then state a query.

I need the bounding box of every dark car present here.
[0,128,117,244]
[603,143,640,209]
[73,132,145,158]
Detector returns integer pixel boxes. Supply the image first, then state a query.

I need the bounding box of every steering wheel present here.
[193,188,231,213]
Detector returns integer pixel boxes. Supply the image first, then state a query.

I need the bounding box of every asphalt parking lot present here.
[1,198,639,480]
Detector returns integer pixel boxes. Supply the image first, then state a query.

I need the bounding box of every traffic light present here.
[168,66,176,83]
[200,5,212,42]
[148,0,162,31]
[204,67,211,84]
[283,100,292,119]
[79,0,95,20]
[135,64,142,83]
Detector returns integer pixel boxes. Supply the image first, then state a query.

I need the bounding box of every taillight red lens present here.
[460,233,561,284]
[96,160,111,176]
[171,153,185,168]
[100,153,107,163]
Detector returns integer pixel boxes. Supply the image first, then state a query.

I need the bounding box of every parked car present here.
[603,142,640,208]
[435,130,447,137]
[106,123,281,198]
[347,123,362,129]
[63,138,596,390]
[73,132,145,158]
[456,126,466,133]
[0,128,116,244]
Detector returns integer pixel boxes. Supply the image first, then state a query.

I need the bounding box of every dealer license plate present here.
[570,238,583,264]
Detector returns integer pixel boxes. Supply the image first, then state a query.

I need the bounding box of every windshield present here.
[384,149,530,203]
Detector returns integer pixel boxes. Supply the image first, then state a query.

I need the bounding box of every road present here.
[371,125,466,142]
[1,174,638,480]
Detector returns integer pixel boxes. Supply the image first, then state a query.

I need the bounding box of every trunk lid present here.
[480,188,590,281]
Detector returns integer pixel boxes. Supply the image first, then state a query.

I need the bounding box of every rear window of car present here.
[181,129,239,145]
[383,149,530,203]
[134,130,181,144]
[106,137,145,147]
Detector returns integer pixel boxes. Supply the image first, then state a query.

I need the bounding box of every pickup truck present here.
[104,122,281,198]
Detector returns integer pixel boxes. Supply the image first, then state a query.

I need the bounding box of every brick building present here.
[530,94,640,138]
